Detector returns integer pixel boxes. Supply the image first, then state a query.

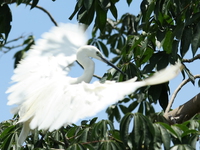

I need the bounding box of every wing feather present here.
[6,22,182,145]
[17,61,182,132]
[7,23,86,107]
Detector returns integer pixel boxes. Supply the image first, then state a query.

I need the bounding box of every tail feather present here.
[142,61,183,86]
[18,122,30,145]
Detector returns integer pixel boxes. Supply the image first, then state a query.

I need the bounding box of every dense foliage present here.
[0,0,200,149]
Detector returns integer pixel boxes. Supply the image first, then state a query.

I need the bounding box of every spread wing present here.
[7,23,87,109]
[15,61,182,132]
[6,22,182,145]
[13,61,182,145]
[6,23,87,145]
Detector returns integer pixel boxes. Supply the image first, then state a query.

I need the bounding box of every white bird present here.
[6,23,183,145]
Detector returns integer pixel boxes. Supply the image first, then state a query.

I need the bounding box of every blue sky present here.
[0,0,199,128]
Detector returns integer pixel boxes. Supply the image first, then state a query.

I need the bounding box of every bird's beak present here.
[99,56,125,75]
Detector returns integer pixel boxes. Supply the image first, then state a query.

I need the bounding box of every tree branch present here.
[6,1,58,26]
[164,74,200,115]
[182,54,200,63]
[27,3,58,27]
[0,36,24,53]
[76,60,102,79]
[164,93,200,124]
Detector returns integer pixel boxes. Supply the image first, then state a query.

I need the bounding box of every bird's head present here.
[77,45,125,75]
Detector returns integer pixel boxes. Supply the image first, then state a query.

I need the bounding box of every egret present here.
[7,23,183,145]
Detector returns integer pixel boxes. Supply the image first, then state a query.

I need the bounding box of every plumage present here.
[6,23,183,145]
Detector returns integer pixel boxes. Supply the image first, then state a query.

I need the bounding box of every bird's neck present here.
[73,58,95,84]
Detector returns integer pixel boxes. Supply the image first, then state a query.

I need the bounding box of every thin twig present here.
[76,60,102,79]
[48,136,66,146]
[7,1,58,26]
[81,139,113,145]
[182,54,200,63]
[2,45,23,53]
[27,3,58,27]
[164,74,200,115]
[4,35,24,44]
[93,74,102,79]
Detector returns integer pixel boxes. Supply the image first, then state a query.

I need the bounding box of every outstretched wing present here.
[17,61,182,132]
[7,23,87,109]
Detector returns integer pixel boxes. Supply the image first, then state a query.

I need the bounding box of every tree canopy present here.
[0,0,200,149]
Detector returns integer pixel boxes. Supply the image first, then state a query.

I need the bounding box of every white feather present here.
[6,23,183,145]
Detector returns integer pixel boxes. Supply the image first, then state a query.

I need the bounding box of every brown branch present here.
[6,1,58,26]
[3,35,24,44]
[48,136,65,146]
[164,93,200,124]
[76,60,102,79]
[81,139,115,145]
[0,36,24,53]
[182,54,200,63]
[2,45,23,53]
[27,3,58,27]
[164,74,200,115]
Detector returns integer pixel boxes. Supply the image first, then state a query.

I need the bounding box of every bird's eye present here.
[96,51,99,55]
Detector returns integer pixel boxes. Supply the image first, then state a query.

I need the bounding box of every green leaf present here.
[84,0,94,10]
[163,30,173,54]
[0,125,19,150]
[156,30,166,49]
[31,0,39,9]
[77,6,87,21]
[0,4,12,43]
[98,40,109,57]
[67,143,85,150]
[126,0,132,6]
[148,84,162,103]
[173,23,185,40]
[142,1,155,31]
[138,101,144,113]
[120,113,133,143]
[132,114,141,147]
[95,2,107,31]
[99,140,122,150]
[79,128,89,142]
[158,84,169,111]
[198,79,200,87]
[109,2,118,20]
[158,123,179,139]
[119,105,129,114]
[0,125,16,139]
[67,126,81,138]
[142,63,156,74]
[69,0,84,20]
[191,23,200,56]
[109,130,121,142]
[180,27,192,57]
[13,35,35,68]
[170,144,195,150]
[106,105,114,122]
[157,54,169,70]
[183,64,195,85]
[128,101,138,112]
[114,105,121,122]
[93,120,114,139]
[158,124,170,150]
[172,40,179,59]
[188,135,198,148]
[89,117,98,125]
